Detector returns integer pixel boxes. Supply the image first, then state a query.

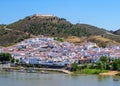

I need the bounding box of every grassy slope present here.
[0,15,119,46]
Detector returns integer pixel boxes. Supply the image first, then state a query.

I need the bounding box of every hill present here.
[7,14,106,37]
[65,36,81,43]
[0,24,30,46]
[88,36,119,47]
[0,14,120,46]
[113,29,120,35]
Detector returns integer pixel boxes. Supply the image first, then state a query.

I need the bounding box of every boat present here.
[5,68,13,72]
[41,70,48,74]
[27,69,36,73]
[18,69,25,72]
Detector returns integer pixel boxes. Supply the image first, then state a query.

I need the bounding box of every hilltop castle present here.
[32,14,54,17]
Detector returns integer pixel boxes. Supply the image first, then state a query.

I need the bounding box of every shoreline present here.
[1,65,119,76]
[0,67,73,75]
[99,71,119,76]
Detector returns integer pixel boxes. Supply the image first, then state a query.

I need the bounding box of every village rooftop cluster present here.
[0,35,120,67]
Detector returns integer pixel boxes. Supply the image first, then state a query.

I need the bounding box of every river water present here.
[0,72,120,86]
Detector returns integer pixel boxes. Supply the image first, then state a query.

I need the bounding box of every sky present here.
[0,0,120,31]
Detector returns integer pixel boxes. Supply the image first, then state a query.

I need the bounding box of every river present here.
[0,72,120,86]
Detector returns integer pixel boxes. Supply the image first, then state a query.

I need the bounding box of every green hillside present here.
[0,24,30,46]
[0,14,119,46]
[7,15,106,37]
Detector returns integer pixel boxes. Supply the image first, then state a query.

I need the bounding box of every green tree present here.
[96,61,103,71]
[112,59,120,71]
[11,58,15,63]
[15,59,19,64]
[99,56,109,63]
[71,62,79,71]
[96,56,109,70]
[0,53,13,63]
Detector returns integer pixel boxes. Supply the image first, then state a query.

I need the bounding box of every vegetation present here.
[65,36,81,43]
[0,15,120,46]
[54,37,64,42]
[0,25,30,46]
[96,56,109,71]
[112,59,120,71]
[11,58,15,63]
[88,36,119,48]
[0,53,13,63]
[15,59,19,64]
[71,56,120,74]
[82,69,108,74]
[71,62,80,71]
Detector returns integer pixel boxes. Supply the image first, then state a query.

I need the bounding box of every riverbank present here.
[0,66,73,75]
[1,64,119,75]
[99,71,119,76]
[1,66,120,76]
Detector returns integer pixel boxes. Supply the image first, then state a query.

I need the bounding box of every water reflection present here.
[0,72,120,86]
[97,75,109,81]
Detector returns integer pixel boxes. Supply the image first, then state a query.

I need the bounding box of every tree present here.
[96,61,103,71]
[15,59,19,64]
[11,58,15,63]
[99,56,109,63]
[71,62,79,71]
[0,53,13,63]
[96,56,109,70]
[112,59,120,71]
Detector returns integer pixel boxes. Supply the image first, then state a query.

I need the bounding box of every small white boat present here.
[18,69,25,72]
[41,70,48,74]
[27,69,36,73]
